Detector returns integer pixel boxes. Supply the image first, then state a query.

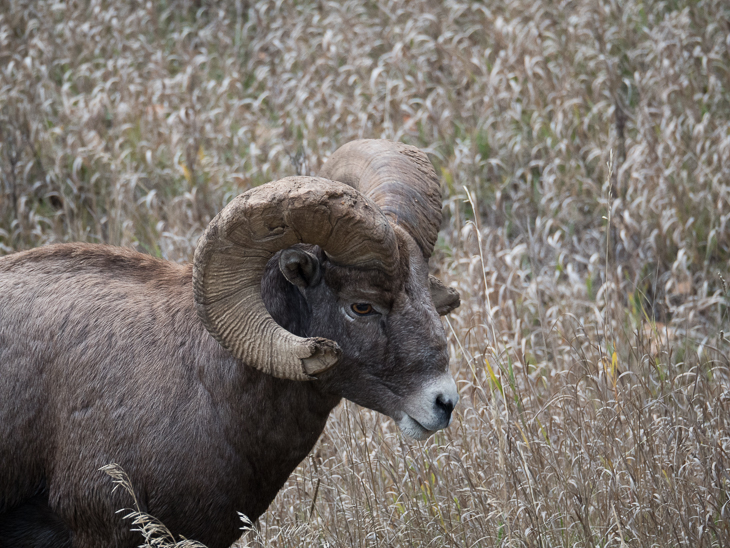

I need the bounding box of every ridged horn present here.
[320,139,442,259]
[193,176,398,381]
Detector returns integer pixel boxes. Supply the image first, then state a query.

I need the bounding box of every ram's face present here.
[194,141,460,421]
[285,232,458,440]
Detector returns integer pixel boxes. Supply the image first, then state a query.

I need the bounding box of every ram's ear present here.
[429,275,460,315]
[279,248,321,290]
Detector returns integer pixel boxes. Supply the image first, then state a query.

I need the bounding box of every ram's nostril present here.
[435,393,455,417]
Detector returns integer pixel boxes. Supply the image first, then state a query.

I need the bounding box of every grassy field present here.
[1,0,729,546]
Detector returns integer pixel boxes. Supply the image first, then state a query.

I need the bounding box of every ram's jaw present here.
[394,414,436,441]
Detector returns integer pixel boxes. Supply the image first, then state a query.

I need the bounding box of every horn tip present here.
[301,338,342,375]
[436,287,461,315]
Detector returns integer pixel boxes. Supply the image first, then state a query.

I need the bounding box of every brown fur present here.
[0,240,453,548]
[0,244,337,547]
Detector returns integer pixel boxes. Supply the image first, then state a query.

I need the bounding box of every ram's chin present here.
[396,414,436,441]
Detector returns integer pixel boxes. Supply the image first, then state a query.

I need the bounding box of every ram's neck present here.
[220,365,339,522]
[191,260,341,526]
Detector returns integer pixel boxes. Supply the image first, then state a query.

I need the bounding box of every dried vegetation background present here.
[1,0,730,546]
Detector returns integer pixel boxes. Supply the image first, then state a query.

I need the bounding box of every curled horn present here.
[322,140,460,315]
[320,139,442,259]
[193,177,398,381]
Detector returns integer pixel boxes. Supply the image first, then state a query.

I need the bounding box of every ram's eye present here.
[351,303,374,316]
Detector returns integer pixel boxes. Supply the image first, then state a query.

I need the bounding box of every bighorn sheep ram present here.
[0,140,460,548]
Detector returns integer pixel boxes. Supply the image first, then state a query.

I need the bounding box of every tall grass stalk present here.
[1,0,728,546]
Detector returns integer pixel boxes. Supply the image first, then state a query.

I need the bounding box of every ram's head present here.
[193,140,460,439]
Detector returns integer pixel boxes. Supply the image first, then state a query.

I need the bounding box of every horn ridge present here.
[320,139,442,258]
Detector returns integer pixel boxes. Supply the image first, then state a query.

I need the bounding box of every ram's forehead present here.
[324,227,429,301]
[324,261,403,300]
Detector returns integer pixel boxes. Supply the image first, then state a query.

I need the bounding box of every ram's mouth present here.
[395,414,436,441]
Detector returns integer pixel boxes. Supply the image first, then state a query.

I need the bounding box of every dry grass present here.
[102,463,210,548]
[1,0,729,546]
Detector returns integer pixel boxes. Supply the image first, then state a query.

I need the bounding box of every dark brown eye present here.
[351,303,374,316]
